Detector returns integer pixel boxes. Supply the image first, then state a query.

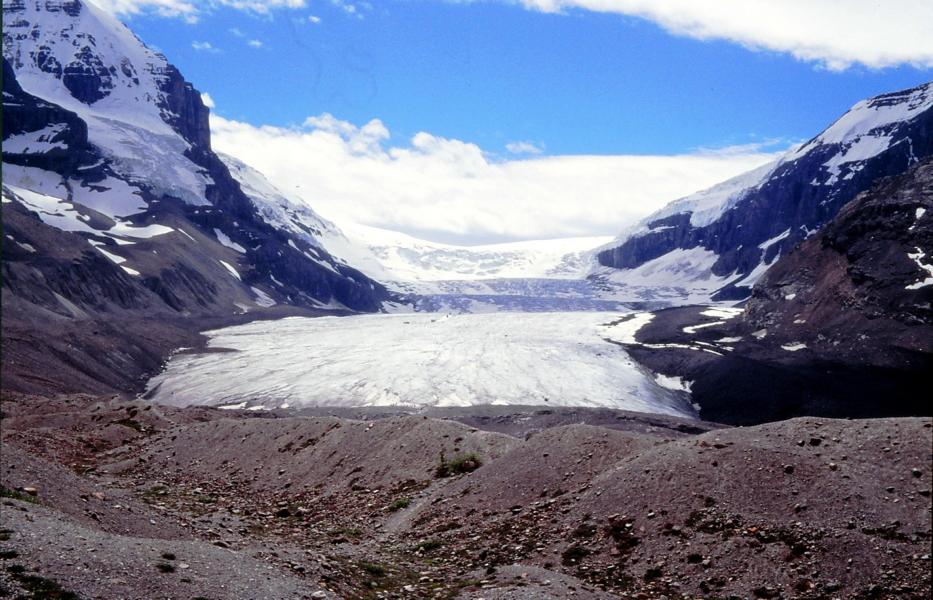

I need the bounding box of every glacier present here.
[145,312,696,417]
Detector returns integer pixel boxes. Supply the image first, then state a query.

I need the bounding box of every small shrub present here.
[448,453,482,474]
[0,550,19,559]
[0,487,39,504]
[388,497,411,512]
[156,563,176,573]
[161,552,176,561]
[436,452,482,478]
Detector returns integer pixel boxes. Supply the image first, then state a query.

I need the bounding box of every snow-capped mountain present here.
[2,0,386,320]
[595,82,933,303]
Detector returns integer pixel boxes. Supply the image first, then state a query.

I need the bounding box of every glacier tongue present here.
[145,312,696,417]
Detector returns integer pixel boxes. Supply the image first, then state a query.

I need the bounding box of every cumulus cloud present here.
[509,0,933,70]
[211,113,783,244]
[247,39,263,48]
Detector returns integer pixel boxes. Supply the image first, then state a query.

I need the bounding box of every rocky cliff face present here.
[744,157,933,367]
[595,82,933,303]
[1,57,93,172]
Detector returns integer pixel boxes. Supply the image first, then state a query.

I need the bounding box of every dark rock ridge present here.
[597,82,933,301]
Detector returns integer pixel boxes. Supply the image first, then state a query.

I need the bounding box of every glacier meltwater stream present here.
[144,312,696,417]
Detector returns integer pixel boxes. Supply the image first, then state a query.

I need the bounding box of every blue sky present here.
[126,1,931,157]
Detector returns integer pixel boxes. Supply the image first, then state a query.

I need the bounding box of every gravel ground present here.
[1,391,930,599]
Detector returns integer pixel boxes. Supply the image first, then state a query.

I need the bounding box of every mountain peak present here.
[3,0,210,150]
[594,80,933,304]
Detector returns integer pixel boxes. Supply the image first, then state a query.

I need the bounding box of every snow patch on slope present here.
[591,247,743,304]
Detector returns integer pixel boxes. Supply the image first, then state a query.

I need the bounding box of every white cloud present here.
[89,0,306,21]
[211,113,783,244]
[247,39,263,48]
[330,0,370,19]
[91,0,199,22]
[191,41,220,53]
[506,141,544,155]
[200,92,216,108]
[308,14,322,24]
[508,0,933,70]
[219,0,305,12]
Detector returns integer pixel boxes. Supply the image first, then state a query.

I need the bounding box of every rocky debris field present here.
[0,390,930,599]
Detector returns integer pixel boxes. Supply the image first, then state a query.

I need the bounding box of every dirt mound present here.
[121,415,519,495]
[403,417,933,599]
[407,424,663,523]
[0,503,327,600]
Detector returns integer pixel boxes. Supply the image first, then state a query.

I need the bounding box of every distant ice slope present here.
[596,82,933,304]
[337,223,610,282]
[145,312,696,416]
[221,153,617,309]
[221,152,609,284]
